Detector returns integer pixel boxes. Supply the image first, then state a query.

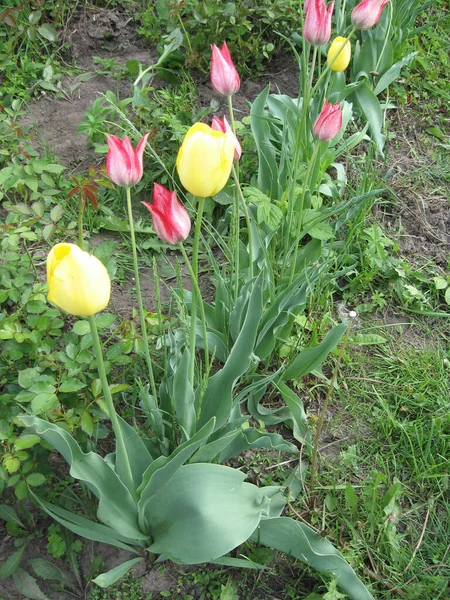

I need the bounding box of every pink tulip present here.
[210,42,240,96]
[142,184,191,245]
[304,0,311,11]
[211,115,242,161]
[351,0,390,30]
[106,133,149,187]
[304,0,335,46]
[312,100,342,141]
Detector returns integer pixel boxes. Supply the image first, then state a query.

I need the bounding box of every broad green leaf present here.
[59,378,86,393]
[26,473,46,487]
[21,417,145,541]
[30,559,73,588]
[172,349,196,439]
[0,504,25,527]
[198,272,264,430]
[283,323,347,382]
[115,415,152,489]
[352,83,385,154]
[38,23,58,42]
[350,333,387,346]
[373,52,418,96]
[0,545,26,579]
[218,428,296,463]
[137,419,216,524]
[92,557,144,588]
[277,381,310,448]
[252,517,374,600]
[14,434,41,450]
[31,493,142,552]
[72,320,90,335]
[148,464,270,564]
[12,568,49,600]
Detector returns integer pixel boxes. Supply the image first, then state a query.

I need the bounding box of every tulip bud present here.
[176,123,235,198]
[105,133,149,187]
[210,42,240,96]
[142,184,191,245]
[327,37,351,72]
[304,0,335,46]
[352,0,390,30]
[47,243,111,317]
[313,100,342,141]
[211,115,242,161]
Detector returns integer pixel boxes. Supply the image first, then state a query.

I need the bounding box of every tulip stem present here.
[88,315,137,499]
[231,165,253,279]
[188,196,205,385]
[77,195,85,249]
[228,95,240,300]
[288,142,321,284]
[179,243,209,377]
[309,313,355,497]
[125,187,158,400]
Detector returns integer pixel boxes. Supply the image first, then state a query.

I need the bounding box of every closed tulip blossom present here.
[105,133,149,187]
[176,123,235,198]
[210,42,240,96]
[313,100,342,141]
[47,243,111,317]
[142,184,191,245]
[304,0,335,46]
[327,37,351,72]
[352,0,390,30]
[211,115,242,161]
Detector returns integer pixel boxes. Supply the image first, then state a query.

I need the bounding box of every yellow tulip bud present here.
[47,243,111,317]
[176,123,235,198]
[327,37,351,72]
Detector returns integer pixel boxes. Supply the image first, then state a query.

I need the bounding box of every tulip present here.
[304,0,335,46]
[352,0,389,30]
[210,42,240,96]
[313,100,342,141]
[211,115,242,161]
[142,184,191,245]
[176,123,235,198]
[327,37,351,72]
[47,243,111,317]
[105,133,149,187]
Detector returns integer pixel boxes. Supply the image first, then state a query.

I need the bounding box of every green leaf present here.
[95,313,116,328]
[38,23,58,42]
[31,393,58,414]
[0,545,26,579]
[92,557,144,588]
[80,413,94,436]
[72,320,90,335]
[198,272,264,430]
[50,205,64,222]
[12,568,50,599]
[20,417,146,541]
[0,505,25,527]
[148,464,271,564]
[352,82,385,154]
[445,287,450,306]
[30,559,73,588]
[283,323,347,381]
[26,473,46,487]
[14,434,41,450]
[59,378,86,393]
[43,163,65,174]
[350,333,387,346]
[308,221,334,240]
[18,368,40,389]
[252,517,374,600]
[373,52,418,96]
[114,415,153,490]
[172,349,196,439]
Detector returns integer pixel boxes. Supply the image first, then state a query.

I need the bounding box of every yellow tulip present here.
[176,123,235,198]
[47,243,111,317]
[327,37,351,72]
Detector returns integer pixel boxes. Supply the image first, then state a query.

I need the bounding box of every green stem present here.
[177,10,193,54]
[282,45,317,276]
[288,142,321,283]
[228,95,240,301]
[179,243,209,377]
[188,196,205,385]
[88,315,136,497]
[125,187,158,400]
[231,164,253,279]
[309,313,355,495]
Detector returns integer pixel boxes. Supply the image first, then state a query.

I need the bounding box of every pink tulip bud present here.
[312,100,342,141]
[142,184,191,245]
[304,0,335,46]
[210,42,240,96]
[351,0,390,30]
[304,0,311,11]
[106,133,149,188]
[211,115,242,161]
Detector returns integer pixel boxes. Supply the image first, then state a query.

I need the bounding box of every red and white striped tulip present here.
[312,100,342,141]
[211,115,242,161]
[106,133,149,187]
[142,184,191,245]
[210,42,240,96]
[304,0,335,46]
[351,0,390,30]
